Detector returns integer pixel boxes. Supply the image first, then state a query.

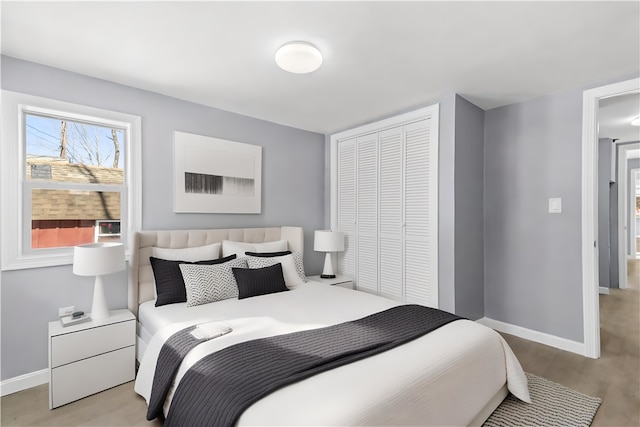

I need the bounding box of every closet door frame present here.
[330,104,439,305]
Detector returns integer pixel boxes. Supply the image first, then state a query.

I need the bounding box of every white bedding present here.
[134,283,530,426]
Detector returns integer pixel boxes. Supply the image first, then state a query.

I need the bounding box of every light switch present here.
[549,198,562,214]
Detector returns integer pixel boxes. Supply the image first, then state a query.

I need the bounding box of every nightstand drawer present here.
[51,345,135,408]
[51,320,135,368]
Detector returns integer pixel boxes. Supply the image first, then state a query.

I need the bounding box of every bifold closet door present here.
[355,133,378,294]
[378,126,404,300]
[334,105,438,308]
[337,138,356,279]
[404,119,437,307]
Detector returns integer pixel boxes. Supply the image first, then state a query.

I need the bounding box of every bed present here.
[131,226,530,426]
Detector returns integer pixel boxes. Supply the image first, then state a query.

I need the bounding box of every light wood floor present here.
[2,276,639,426]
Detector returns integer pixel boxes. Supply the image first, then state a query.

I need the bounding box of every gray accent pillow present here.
[179,258,248,307]
[233,263,289,299]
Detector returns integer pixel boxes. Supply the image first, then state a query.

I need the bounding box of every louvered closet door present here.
[404,119,437,307]
[378,126,404,300]
[337,138,356,279]
[356,133,378,294]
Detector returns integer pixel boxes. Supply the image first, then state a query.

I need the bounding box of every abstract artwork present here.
[173,131,262,213]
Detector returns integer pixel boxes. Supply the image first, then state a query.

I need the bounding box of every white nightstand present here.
[307,274,354,290]
[48,309,135,409]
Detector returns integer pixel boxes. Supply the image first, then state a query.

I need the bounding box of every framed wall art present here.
[173,131,262,213]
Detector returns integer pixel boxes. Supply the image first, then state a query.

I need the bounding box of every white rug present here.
[483,373,602,427]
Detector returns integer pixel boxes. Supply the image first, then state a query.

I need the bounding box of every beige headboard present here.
[128,226,304,316]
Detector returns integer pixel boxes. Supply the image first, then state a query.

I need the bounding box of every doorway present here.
[617,143,640,289]
[632,168,640,259]
[582,77,640,359]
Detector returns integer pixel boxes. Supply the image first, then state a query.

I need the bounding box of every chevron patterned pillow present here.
[180,257,248,307]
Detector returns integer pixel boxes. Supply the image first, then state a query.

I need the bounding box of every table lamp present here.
[314,230,345,279]
[73,242,125,320]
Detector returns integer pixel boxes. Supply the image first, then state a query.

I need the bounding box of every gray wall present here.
[1,56,326,380]
[437,94,457,313]
[484,86,585,342]
[598,138,613,287]
[453,96,485,320]
[483,74,638,343]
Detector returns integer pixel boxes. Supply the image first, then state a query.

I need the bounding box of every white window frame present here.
[1,90,141,270]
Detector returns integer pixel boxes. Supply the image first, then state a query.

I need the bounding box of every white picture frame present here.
[173,131,262,213]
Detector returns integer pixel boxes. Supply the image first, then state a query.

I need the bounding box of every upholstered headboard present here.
[128,226,304,316]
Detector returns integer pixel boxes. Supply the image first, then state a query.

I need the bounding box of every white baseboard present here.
[477,317,585,356]
[0,368,48,397]
[599,287,610,295]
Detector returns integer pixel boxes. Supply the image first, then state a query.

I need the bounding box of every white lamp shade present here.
[314,230,345,252]
[73,242,125,276]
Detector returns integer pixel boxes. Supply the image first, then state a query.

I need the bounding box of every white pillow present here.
[179,257,248,307]
[246,253,305,290]
[221,240,288,258]
[152,242,220,262]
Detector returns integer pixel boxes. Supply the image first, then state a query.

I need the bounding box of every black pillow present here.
[232,263,289,299]
[244,250,292,257]
[150,254,237,307]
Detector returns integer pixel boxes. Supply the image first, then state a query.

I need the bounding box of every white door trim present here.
[582,77,640,359]
[618,143,628,289]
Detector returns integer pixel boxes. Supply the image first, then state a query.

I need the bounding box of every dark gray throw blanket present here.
[159,304,461,427]
[146,325,211,420]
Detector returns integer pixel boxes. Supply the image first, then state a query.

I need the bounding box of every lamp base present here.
[91,275,110,320]
[321,252,339,279]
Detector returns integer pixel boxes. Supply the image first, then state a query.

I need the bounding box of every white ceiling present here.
[2,1,639,134]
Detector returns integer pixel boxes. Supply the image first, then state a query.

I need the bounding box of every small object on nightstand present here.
[60,313,91,327]
[71,311,84,319]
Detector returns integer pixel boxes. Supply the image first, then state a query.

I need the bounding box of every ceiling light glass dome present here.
[275,41,322,74]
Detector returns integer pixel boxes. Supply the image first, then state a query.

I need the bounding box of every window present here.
[1,91,141,270]
[96,220,122,242]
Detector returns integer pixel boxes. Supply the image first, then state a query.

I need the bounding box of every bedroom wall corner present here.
[436,93,457,314]
[453,95,485,320]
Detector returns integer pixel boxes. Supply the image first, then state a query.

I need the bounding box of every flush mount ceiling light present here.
[275,41,322,74]
[631,116,640,126]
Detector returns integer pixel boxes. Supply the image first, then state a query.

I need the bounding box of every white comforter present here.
[135,283,530,426]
